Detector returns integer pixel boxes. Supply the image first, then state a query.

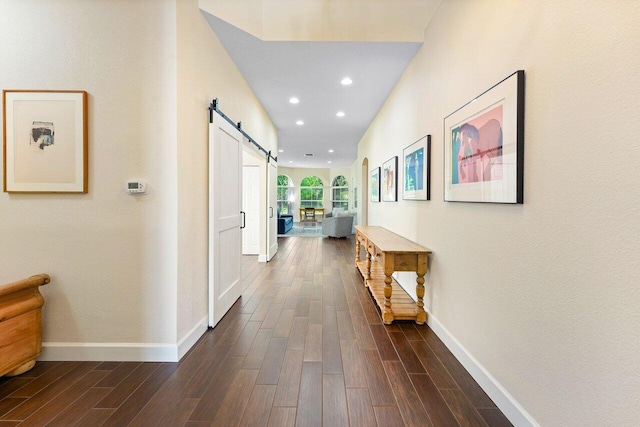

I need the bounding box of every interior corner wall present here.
[198,0,263,39]
[200,0,439,42]
[0,1,178,350]
[357,0,640,425]
[176,0,278,340]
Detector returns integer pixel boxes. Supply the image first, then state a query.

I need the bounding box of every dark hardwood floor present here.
[0,236,512,426]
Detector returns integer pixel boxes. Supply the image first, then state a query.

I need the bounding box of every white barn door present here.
[267,161,278,261]
[209,115,243,327]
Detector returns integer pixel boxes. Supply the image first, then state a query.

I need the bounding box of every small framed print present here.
[370,167,380,202]
[444,70,524,203]
[3,90,88,193]
[382,156,398,202]
[403,135,431,201]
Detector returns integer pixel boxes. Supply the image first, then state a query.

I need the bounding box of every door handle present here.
[240,211,246,229]
[270,207,273,218]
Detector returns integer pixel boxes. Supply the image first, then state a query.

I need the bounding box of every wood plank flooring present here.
[0,236,512,426]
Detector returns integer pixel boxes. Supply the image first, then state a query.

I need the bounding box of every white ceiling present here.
[203,12,423,168]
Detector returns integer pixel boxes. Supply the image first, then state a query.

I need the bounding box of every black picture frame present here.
[403,135,431,201]
[444,70,525,203]
[382,156,398,202]
[370,167,380,202]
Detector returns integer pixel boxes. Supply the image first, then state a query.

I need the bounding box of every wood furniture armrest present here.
[0,274,50,377]
[0,274,50,299]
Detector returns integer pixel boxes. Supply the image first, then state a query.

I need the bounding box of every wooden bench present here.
[355,226,431,324]
[0,274,50,377]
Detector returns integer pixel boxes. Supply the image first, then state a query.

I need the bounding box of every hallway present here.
[0,237,510,426]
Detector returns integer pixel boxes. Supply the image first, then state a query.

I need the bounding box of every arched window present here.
[277,175,294,214]
[300,176,323,208]
[331,175,349,210]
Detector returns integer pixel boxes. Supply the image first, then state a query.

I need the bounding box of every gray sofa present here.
[322,215,354,238]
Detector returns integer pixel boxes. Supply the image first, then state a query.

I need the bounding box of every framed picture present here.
[403,135,431,201]
[3,90,88,193]
[444,70,524,203]
[382,156,398,202]
[370,167,380,202]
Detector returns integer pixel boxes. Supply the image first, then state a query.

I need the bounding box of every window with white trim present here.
[331,175,349,210]
[300,176,323,208]
[277,175,293,214]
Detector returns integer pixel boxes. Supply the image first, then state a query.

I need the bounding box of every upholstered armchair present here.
[324,207,345,218]
[322,215,354,238]
[277,212,294,234]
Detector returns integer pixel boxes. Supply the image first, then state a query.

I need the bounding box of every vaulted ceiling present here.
[201,1,441,168]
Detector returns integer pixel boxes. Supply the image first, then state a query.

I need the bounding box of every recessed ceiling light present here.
[341,77,353,86]
[278,149,284,153]
[328,149,334,153]
[296,120,304,125]
[289,161,293,163]
[289,97,299,104]
[336,111,345,117]
[328,161,332,164]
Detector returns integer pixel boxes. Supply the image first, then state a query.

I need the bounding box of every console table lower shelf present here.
[354,225,432,325]
[355,260,421,321]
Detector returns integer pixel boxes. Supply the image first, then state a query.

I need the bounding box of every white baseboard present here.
[427,314,539,427]
[258,254,268,262]
[177,315,209,360]
[39,342,179,362]
[39,316,209,363]
[267,243,278,261]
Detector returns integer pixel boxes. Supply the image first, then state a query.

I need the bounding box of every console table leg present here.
[365,251,372,280]
[383,274,394,324]
[355,238,361,266]
[415,273,427,325]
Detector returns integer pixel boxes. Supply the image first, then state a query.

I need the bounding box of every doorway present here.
[266,161,278,261]
[241,144,274,263]
[242,165,260,255]
[361,157,369,226]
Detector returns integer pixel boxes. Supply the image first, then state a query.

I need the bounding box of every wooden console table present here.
[355,226,432,324]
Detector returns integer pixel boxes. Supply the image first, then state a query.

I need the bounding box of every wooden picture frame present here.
[3,90,88,193]
[382,156,398,202]
[403,135,431,201]
[444,70,524,203]
[370,167,380,202]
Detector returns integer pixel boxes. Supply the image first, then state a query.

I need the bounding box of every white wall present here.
[176,0,278,340]
[0,0,277,360]
[0,0,178,347]
[356,0,640,425]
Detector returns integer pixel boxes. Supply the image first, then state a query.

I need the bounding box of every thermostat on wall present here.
[126,180,148,194]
